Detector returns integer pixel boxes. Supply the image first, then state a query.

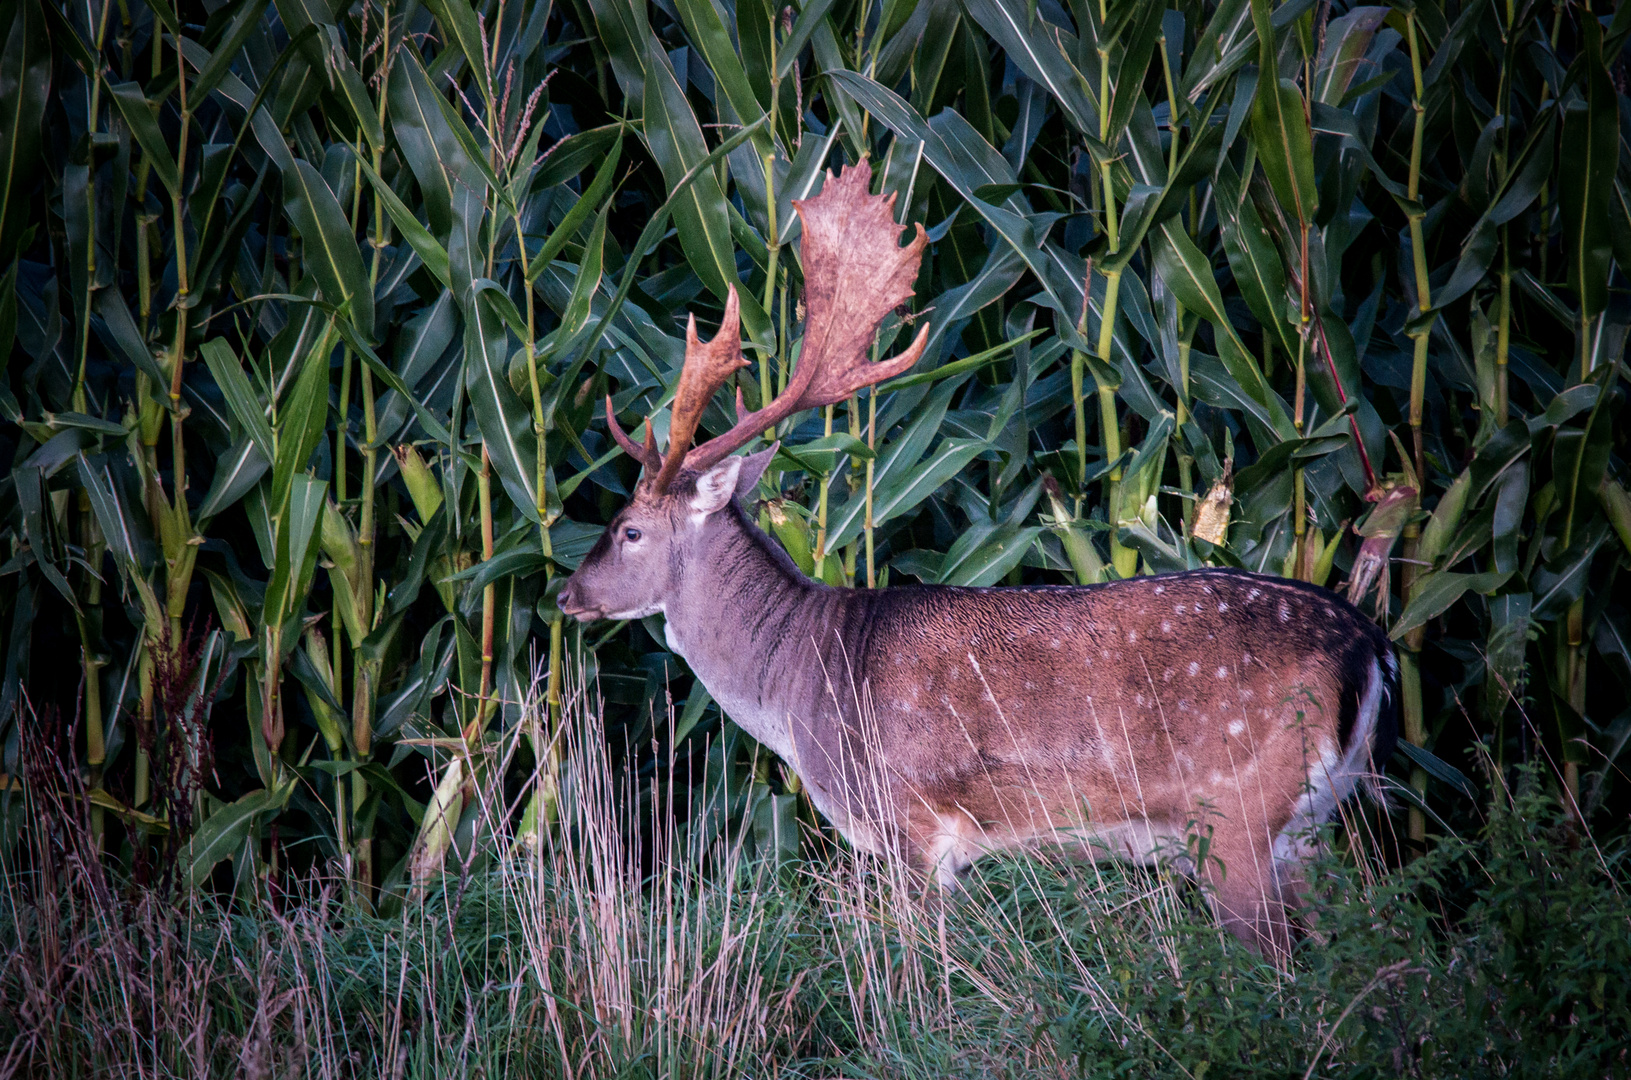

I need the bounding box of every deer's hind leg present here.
[1201,824,1297,962]
[1271,813,1328,916]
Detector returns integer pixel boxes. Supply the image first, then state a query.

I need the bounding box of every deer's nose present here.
[557,582,595,620]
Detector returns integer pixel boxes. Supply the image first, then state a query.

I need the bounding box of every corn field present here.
[1,0,1629,908]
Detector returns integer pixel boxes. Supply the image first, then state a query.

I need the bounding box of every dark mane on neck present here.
[723,497,809,585]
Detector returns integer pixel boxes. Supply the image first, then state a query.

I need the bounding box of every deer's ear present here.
[735,444,778,497]
[690,456,742,514]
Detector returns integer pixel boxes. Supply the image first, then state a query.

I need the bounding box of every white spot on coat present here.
[1188,662,1200,676]
[1228,721,1246,737]
[1216,666,1229,679]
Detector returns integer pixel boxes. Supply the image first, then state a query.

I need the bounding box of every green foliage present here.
[1044,782,1631,1077]
[4,727,1628,1077]
[1,0,1630,905]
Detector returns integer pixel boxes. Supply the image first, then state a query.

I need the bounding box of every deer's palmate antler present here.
[605,159,929,491]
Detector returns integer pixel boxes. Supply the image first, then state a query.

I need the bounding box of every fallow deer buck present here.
[557,161,1398,958]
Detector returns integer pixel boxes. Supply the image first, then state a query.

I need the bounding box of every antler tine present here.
[650,285,750,493]
[797,323,929,408]
[682,159,929,475]
[605,397,662,471]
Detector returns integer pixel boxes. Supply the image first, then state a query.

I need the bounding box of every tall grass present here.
[4,664,1628,1079]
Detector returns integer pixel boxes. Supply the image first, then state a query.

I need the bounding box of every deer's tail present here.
[1356,636,1400,804]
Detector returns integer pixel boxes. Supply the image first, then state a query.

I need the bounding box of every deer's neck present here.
[660,503,844,757]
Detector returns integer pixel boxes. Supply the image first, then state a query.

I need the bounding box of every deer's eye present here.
[623,527,642,543]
